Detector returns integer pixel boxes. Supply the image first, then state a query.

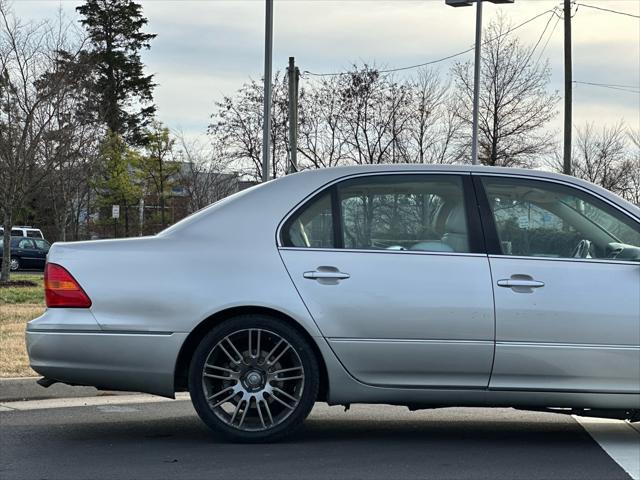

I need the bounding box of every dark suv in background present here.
[0,236,50,271]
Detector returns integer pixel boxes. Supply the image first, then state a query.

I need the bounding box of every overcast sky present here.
[13,0,640,142]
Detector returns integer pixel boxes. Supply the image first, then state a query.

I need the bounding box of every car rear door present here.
[476,174,640,394]
[279,172,495,389]
[15,238,39,269]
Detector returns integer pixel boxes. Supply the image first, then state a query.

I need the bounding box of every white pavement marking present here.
[574,416,640,480]
[0,392,191,411]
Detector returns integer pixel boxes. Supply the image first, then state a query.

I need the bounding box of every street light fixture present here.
[446,0,514,165]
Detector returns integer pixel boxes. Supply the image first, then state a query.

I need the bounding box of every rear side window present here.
[283,192,334,248]
[17,238,35,249]
[11,229,22,236]
[337,175,469,252]
[282,174,472,253]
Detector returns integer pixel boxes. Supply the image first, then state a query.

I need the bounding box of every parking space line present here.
[574,416,640,480]
[0,392,191,411]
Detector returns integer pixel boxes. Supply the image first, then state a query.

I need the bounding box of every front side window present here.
[34,239,50,250]
[27,230,42,238]
[482,176,640,261]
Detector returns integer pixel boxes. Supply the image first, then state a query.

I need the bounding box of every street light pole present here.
[445,0,513,165]
[471,0,483,165]
[262,0,273,182]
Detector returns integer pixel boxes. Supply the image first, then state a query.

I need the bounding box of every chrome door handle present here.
[497,278,545,288]
[303,271,350,280]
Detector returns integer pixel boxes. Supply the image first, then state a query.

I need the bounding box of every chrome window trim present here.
[279,246,486,258]
[496,341,640,350]
[276,170,475,253]
[488,254,639,266]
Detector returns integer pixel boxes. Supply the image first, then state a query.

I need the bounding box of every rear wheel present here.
[188,315,319,442]
[9,257,19,271]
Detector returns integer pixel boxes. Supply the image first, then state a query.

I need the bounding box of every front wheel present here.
[188,315,319,442]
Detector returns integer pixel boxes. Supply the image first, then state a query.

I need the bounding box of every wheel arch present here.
[173,306,329,401]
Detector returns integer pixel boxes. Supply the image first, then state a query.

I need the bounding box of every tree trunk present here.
[1,210,13,283]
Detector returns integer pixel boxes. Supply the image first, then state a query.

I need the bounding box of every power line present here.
[535,12,561,67]
[573,80,640,94]
[575,3,640,19]
[524,8,560,67]
[303,8,555,77]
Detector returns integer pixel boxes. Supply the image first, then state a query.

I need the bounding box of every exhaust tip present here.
[36,377,58,388]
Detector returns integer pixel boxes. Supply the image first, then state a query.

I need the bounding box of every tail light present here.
[44,263,92,308]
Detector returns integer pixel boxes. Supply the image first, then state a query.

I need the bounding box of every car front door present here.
[279,173,495,389]
[477,175,640,394]
[32,239,50,269]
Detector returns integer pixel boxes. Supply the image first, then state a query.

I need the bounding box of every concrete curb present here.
[0,377,133,402]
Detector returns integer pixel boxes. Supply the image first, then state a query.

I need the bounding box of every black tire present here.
[188,315,319,443]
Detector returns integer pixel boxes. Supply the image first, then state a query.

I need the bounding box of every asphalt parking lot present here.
[1,397,638,480]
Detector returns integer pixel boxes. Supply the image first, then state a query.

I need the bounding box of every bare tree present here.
[338,66,412,165]
[208,74,288,182]
[624,129,640,205]
[297,76,349,169]
[176,134,237,213]
[0,2,81,281]
[572,122,633,196]
[405,68,448,163]
[452,16,559,167]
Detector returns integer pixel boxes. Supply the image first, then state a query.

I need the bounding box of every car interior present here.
[485,181,640,261]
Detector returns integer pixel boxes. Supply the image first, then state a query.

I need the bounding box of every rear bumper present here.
[27,312,187,398]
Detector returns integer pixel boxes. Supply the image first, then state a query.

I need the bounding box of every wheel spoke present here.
[209,387,237,408]
[238,400,250,427]
[272,366,304,381]
[272,387,298,403]
[224,336,244,363]
[267,344,290,366]
[229,398,246,425]
[269,389,296,410]
[203,372,237,381]
[256,398,266,429]
[260,399,274,426]
[219,344,241,365]
[264,339,284,365]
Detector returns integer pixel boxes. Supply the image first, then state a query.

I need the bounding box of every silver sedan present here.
[27,165,640,442]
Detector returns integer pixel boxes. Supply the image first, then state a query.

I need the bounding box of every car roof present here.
[285,164,640,216]
[160,164,639,240]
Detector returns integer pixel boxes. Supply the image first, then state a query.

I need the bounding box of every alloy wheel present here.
[201,328,305,432]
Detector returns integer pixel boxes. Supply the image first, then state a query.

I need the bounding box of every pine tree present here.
[76,0,156,144]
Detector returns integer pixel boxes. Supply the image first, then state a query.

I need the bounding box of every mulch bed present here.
[0,280,38,288]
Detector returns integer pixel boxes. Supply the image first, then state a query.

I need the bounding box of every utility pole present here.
[287,56,300,174]
[563,0,572,175]
[262,0,273,182]
[446,0,514,165]
[471,0,483,165]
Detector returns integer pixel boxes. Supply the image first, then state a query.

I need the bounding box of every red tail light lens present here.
[44,263,92,308]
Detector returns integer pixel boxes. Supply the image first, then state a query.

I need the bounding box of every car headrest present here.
[445,204,467,235]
